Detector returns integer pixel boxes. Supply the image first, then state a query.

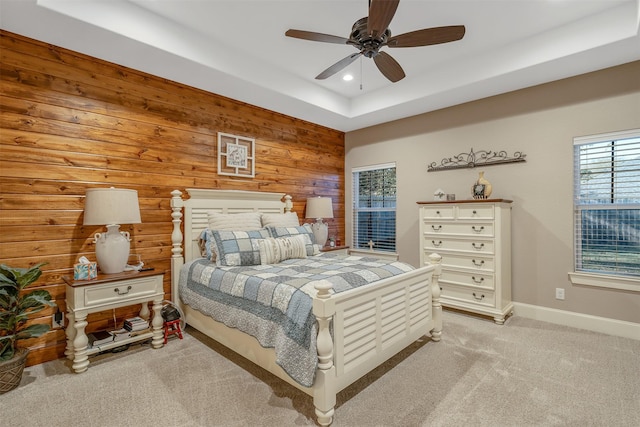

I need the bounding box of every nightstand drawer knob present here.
[114,286,132,295]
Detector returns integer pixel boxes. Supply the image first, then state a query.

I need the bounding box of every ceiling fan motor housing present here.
[351,17,390,58]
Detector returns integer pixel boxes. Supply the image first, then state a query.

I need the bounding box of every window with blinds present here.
[573,129,640,277]
[352,163,396,253]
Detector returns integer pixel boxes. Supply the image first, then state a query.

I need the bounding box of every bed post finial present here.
[428,252,443,341]
[283,194,293,213]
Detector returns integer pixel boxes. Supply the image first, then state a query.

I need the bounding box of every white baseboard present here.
[513,302,640,341]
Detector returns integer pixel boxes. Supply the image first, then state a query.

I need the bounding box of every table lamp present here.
[306,197,334,247]
[83,188,141,274]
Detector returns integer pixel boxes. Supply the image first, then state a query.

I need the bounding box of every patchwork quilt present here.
[179,253,415,387]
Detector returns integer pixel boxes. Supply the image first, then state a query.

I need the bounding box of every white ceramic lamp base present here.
[311,220,328,248]
[94,224,131,274]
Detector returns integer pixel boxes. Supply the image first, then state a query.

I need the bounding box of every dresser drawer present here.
[421,206,455,219]
[440,282,496,308]
[424,222,494,237]
[83,276,161,308]
[423,237,495,254]
[457,205,494,220]
[440,269,495,289]
[440,252,495,272]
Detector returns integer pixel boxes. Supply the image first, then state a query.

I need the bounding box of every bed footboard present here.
[312,253,442,426]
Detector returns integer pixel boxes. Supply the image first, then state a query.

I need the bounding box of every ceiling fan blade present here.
[387,25,466,48]
[285,29,350,45]
[316,52,362,80]
[373,51,405,82]
[367,0,400,39]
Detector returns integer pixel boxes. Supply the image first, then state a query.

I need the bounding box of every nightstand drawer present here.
[84,276,161,307]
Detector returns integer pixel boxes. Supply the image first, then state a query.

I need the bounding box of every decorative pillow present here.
[260,212,300,228]
[267,224,319,256]
[258,235,308,265]
[210,229,271,266]
[198,229,217,262]
[207,211,262,231]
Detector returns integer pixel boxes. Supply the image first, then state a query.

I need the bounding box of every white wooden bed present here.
[170,189,442,425]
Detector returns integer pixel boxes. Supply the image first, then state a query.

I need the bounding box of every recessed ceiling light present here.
[343,74,354,81]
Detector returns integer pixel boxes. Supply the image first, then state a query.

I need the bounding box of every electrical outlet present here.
[52,307,64,329]
[555,288,565,300]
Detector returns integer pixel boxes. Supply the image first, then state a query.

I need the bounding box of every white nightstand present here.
[63,269,165,373]
[320,245,350,256]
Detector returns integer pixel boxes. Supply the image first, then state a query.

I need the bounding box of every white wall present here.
[345,62,640,324]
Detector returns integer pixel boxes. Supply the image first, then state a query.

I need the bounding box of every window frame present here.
[569,129,640,292]
[352,162,397,254]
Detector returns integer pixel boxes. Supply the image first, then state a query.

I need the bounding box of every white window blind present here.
[352,163,396,252]
[573,129,640,277]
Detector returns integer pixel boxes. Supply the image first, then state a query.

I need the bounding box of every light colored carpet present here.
[2,310,639,426]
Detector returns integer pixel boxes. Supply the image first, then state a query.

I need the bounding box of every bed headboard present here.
[170,189,293,303]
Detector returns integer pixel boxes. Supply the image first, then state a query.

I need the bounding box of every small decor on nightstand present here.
[434,189,446,201]
[472,171,492,199]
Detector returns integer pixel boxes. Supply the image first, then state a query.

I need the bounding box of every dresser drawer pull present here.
[472,210,477,215]
[114,286,132,295]
[436,210,440,215]
[472,243,485,250]
[472,292,485,301]
[431,225,442,231]
[431,240,442,247]
[472,226,485,233]
[472,259,485,267]
[472,276,485,284]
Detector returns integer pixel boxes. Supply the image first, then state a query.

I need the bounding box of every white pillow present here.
[261,212,300,228]
[207,212,262,231]
[258,235,308,265]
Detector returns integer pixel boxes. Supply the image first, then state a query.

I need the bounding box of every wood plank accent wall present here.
[0,30,345,367]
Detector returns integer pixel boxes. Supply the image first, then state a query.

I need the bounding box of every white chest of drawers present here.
[417,199,513,324]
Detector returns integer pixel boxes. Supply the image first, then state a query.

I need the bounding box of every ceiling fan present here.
[285,0,465,83]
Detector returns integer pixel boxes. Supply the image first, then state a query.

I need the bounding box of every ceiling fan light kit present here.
[285,0,465,83]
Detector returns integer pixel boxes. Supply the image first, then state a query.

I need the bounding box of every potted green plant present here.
[0,263,55,394]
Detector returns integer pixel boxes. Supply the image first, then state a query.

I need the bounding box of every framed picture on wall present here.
[218,132,255,178]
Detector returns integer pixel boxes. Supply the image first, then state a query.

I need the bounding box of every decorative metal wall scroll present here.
[428,148,526,172]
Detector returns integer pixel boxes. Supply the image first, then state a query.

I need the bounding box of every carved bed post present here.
[313,281,336,426]
[170,190,184,306]
[283,194,293,213]
[428,253,443,341]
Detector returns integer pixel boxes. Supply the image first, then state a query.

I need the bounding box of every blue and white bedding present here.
[179,253,415,387]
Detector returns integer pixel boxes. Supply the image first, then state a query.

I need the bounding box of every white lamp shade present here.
[305,197,334,220]
[83,188,141,226]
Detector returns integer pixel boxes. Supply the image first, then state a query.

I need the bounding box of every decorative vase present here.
[0,348,28,394]
[472,171,492,199]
